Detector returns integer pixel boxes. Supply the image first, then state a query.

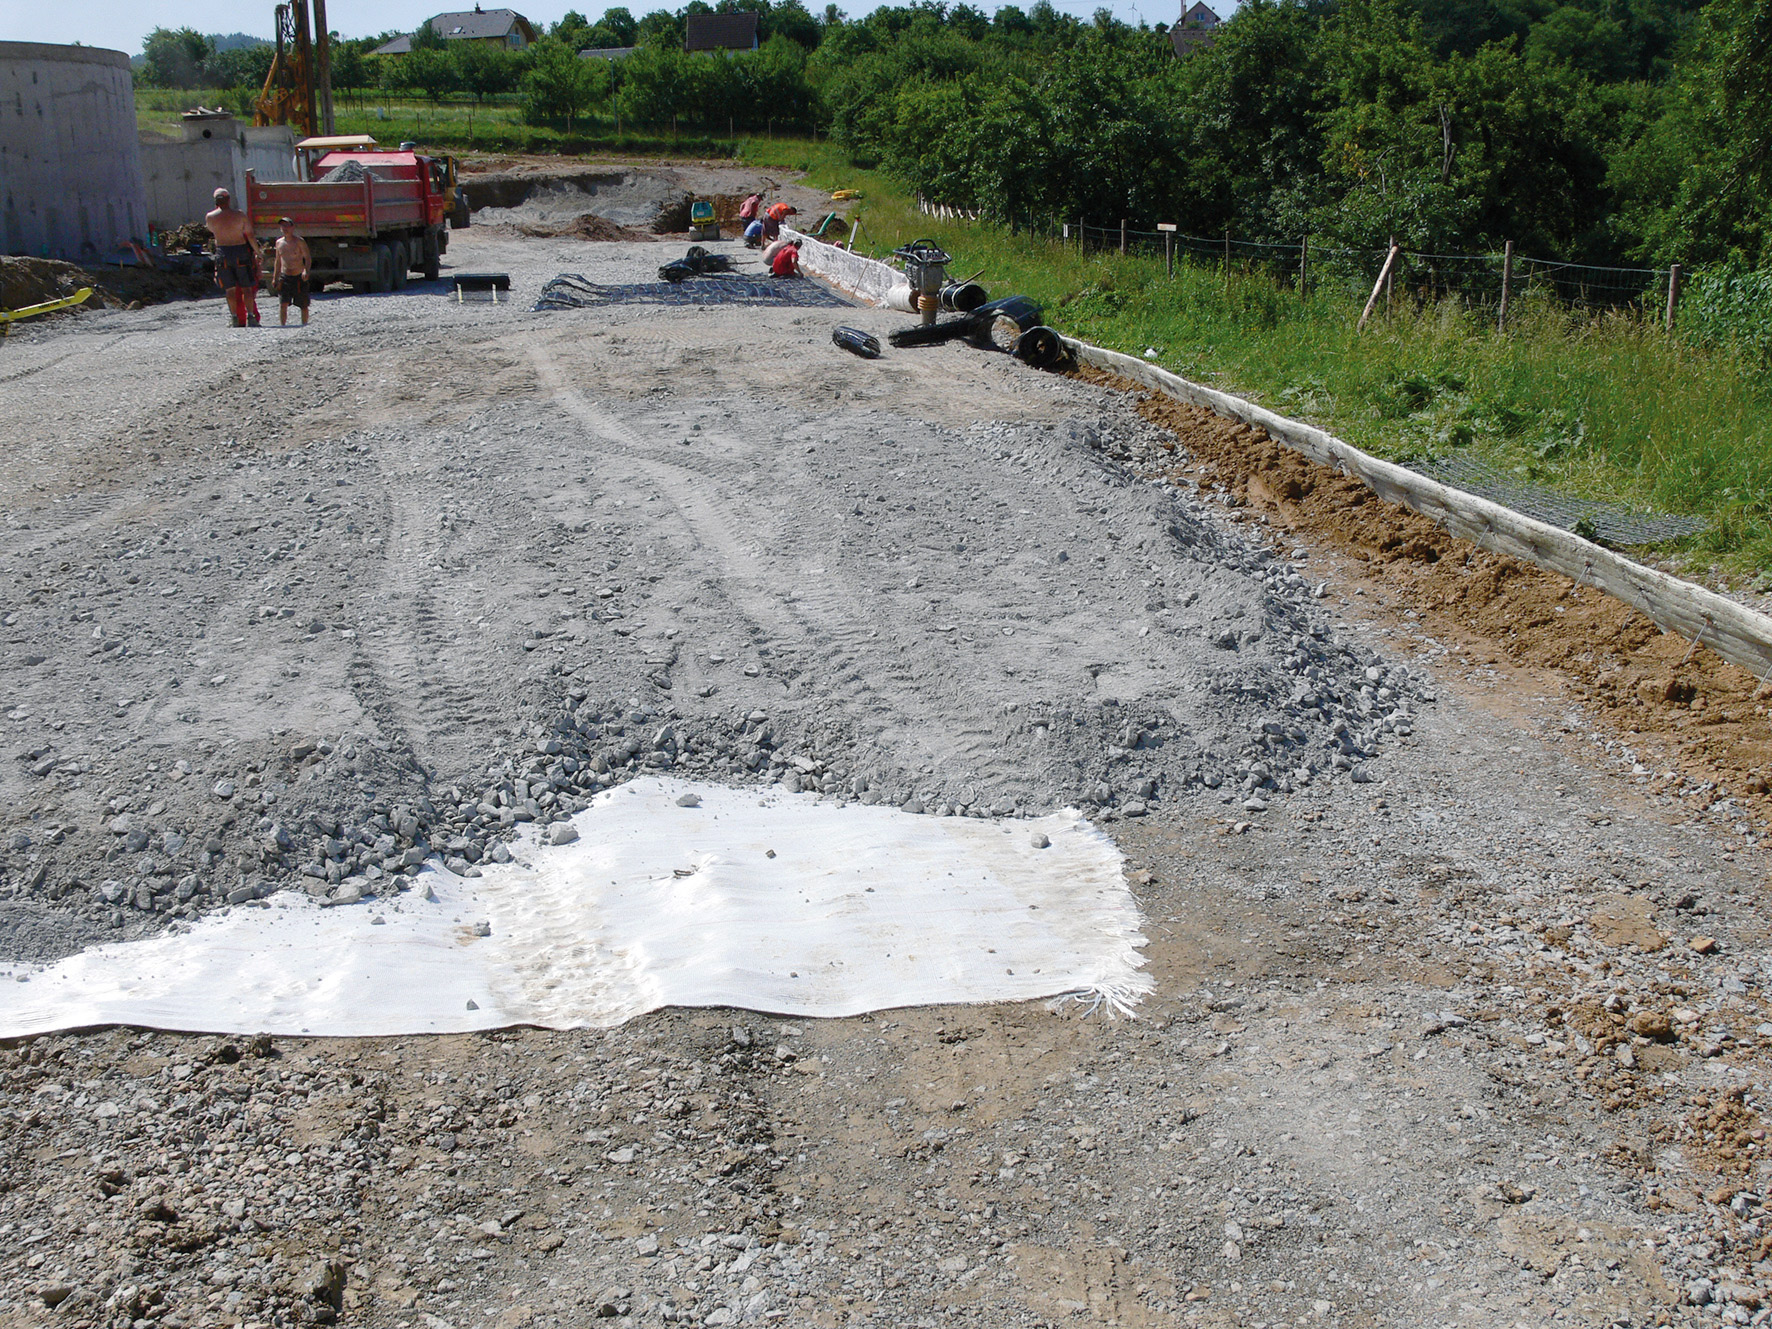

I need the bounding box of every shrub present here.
[1681,265,1772,366]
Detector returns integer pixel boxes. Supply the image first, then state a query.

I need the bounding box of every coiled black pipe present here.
[1011,325,1067,370]
[938,281,988,313]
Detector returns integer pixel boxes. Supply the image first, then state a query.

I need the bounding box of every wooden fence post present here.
[1358,244,1403,332]
[1497,239,1514,331]
[1222,228,1230,279]
[1161,224,1175,277]
[1665,263,1683,331]
[1299,236,1308,299]
[1120,219,1127,254]
[1079,218,1085,254]
[1385,235,1395,316]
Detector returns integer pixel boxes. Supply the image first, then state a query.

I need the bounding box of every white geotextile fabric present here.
[0,779,1150,1038]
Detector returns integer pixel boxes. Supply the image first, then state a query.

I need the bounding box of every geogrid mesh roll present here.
[1416,455,1706,547]
[534,273,853,312]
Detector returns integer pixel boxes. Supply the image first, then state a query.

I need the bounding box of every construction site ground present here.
[2,195,1771,1329]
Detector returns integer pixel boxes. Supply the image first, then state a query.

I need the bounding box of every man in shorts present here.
[271,218,313,327]
[205,187,261,327]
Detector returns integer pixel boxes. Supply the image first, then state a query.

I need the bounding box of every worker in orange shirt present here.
[762,202,797,244]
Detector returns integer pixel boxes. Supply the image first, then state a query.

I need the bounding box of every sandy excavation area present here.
[2,189,1772,1329]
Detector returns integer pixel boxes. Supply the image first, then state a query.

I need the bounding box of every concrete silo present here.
[1,41,149,261]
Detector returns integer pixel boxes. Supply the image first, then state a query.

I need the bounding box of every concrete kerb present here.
[1063,338,1772,681]
[787,228,1772,679]
[782,226,900,306]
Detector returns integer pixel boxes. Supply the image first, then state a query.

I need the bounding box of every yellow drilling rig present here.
[255,0,334,138]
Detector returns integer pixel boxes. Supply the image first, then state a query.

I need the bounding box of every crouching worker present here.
[770,238,803,278]
[759,233,794,267]
[743,217,766,248]
[272,218,313,327]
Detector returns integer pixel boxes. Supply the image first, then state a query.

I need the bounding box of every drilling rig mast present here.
[255,0,334,137]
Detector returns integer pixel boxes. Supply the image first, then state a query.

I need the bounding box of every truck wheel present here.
[423,236,441,282]
[372,243,394,294]
[391,241,409,291]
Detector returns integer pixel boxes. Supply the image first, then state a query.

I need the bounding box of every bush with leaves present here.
[520,38,605,128]
[139,27,214,89]
[1682,265,1772,365]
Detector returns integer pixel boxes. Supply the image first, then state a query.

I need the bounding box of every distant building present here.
[1168,2,1221,56]
[684,12,760,52]
[578,46,638,62]
[372,7,537,56]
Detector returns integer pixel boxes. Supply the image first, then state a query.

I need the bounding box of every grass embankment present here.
[743,139,1772,583]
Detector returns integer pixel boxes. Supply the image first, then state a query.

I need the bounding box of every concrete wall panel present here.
[0,41,147,261]
[141,138,247,234]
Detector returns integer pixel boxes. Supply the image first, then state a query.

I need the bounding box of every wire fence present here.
[917,200,1677,319]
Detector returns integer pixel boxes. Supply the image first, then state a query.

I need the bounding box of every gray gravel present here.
[1,216,1769,1328]
[0,231,1417,956]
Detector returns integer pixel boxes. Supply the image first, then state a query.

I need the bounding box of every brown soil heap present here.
[1,255,210,317]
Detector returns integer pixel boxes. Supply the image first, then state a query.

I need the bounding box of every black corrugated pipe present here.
[1011,325,1067,370]
[938,281,988,313]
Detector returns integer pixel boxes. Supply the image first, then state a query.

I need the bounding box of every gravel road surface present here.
[1,220,1769,1329]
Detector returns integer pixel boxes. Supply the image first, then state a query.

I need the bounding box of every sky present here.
[10,0,1203,56]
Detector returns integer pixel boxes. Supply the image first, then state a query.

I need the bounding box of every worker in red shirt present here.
[770,239,802,278]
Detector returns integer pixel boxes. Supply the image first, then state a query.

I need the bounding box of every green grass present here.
[741,137,1772,582]
[136,88,747,157]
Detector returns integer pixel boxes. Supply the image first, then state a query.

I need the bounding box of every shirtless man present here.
[205,187,261,327]
[271,218,313,327]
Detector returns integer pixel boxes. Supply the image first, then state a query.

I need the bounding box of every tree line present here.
[134,3,824,133]
[136,0,1769,269]
[818,0,1769,272]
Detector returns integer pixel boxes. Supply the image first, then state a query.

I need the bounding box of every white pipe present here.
[886,284,918,313]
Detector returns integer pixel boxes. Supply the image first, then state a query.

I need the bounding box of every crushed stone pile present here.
[0,386,1427,937]
[317,159,377,185]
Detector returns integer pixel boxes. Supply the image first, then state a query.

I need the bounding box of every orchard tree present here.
[140,27,213,88]
[520,38,604,127]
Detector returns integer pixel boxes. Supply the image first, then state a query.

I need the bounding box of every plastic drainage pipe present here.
[1012,325,1066,369]
[974,295,1043,330]
[939,281,988,313]
[886,284,919,313]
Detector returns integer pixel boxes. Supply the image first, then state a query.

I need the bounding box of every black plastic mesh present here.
[1417,455,1706,546]
[534,273,853,311]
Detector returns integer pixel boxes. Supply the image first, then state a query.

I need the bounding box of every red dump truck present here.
[245,136,470,294]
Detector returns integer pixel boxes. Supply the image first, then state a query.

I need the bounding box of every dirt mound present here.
[0,257,102,311]
[1,255,212,321]
[1089,366,1772,825]
[508,212,656,242]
